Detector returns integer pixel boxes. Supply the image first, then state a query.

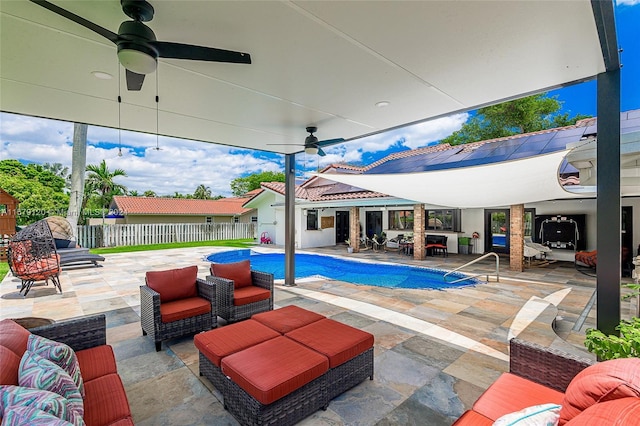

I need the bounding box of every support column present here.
[284,154,296,287]
[509,204,524,272]
[349,207,360,253]
[413,204,425,260]
[596,69,621,335]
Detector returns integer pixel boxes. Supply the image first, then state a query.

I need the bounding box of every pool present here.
[206,249,481,290]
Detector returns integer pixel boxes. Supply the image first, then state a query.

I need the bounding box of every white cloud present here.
[0,113,283,197]
[616,0,640,5]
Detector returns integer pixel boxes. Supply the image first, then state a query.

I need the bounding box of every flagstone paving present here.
[2,245,635,425]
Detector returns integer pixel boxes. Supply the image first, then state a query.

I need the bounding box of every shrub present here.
[584,317,640,360]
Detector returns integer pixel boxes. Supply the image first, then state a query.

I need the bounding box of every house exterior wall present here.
[252,192,278,244]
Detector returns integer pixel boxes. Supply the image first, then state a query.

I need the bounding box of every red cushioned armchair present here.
[207,259,274,324]
[141,265,217,351]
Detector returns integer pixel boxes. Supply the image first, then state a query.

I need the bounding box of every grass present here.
[90,239,255,255]
[0,261,8,282]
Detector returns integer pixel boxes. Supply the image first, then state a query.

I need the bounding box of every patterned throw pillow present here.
[27,334,84,398]
[2,405,74,425]
[0,385,83,425]
[18,351,84,421]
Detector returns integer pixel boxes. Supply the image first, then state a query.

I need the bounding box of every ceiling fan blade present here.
[152,41,251,64]
[317,138,345,147]
[30,0,119,43]
[126,69,145,91]
[318,147,327,157]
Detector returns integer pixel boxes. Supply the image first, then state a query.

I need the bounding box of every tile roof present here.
[112,196,254,216]
[260,181,387,202]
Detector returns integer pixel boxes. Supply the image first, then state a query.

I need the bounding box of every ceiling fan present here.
[30,0,252,91]
[301,126,344,156]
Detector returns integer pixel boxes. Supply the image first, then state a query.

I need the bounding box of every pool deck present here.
[1,245,635,425]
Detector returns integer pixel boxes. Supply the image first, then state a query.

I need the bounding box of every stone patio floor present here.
[1,245,634,425]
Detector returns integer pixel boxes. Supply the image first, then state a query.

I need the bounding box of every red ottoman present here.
[195,319,280,391]
[221,336,329,425]
[252,305,325,334]
[286,318,374,400]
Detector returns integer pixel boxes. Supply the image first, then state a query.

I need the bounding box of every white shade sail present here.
[317,150,589,208]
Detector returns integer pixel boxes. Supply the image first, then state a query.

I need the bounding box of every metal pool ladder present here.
[443,252,500,284]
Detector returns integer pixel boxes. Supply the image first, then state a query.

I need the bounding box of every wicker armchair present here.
[8,219,61,296]
[141,265,217,351]
[207,259,274,323]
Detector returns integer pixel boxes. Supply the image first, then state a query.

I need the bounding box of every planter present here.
[347,247,354,253]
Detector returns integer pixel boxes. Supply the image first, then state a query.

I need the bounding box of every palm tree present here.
[85,160,127,217]
[143,190,156,197]
[193,184,212,199]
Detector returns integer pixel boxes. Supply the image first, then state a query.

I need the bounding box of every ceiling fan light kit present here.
[304,146,319,156]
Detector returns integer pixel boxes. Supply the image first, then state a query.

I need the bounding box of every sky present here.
[1,1,639,198]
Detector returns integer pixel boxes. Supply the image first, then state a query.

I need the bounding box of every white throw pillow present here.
[493,403,561,426]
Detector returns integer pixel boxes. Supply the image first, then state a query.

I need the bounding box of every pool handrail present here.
[443,252,500,284]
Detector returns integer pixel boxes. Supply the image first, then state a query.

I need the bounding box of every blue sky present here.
[1,1,638,197]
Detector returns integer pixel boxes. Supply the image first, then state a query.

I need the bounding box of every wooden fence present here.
[77,222,257,248]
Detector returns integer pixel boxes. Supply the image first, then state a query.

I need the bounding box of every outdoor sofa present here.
[0,314,133,425]
[195,305,374,425]
[453,338,640,425]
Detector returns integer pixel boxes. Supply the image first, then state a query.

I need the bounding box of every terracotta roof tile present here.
[112,196,254,216]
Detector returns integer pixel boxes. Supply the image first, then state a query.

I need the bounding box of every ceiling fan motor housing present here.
[117,21,158,74]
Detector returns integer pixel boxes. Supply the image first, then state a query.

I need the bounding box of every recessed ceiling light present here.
[375,101,390,108]
[91,71,113,80]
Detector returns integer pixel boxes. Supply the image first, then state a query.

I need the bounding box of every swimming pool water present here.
[206,249,481,290]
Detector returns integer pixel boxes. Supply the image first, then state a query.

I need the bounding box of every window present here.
[426,209,461,232]
[306,210,318,230]
[388,210,414,230]
[206,217,212,223]
[0,205,6,215]
[233,217,239,223]
[251,216,258,223]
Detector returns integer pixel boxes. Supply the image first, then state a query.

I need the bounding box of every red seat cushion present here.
[471,373,564,421]
[194,319,280,367]
[221,336,329,405]
[0,319,30,357]
[565,397,640,425]
[159,297,211,323]
[0,346,21,385]
[232,285,271,306]
[252,305,325,334]
[452,410,493,426]
[559,357,640,425]
[146,265,198,302]
[83,373,132,426]
[210,260,252,289]
[76,345,118,383]
[285,318,374,368]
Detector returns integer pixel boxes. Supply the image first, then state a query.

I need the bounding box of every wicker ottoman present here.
[251,305,325,334]
[195,319,280,391]
[286,318,375,402]
[221,336,329,426]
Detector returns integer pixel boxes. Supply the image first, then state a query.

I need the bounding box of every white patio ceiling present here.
[0,1,609,154]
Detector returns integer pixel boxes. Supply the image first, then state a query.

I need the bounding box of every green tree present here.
[193,184,212,199]
[143,190,156,197]
[0,159,69,224]
[441,93,591,146]
[230,171,285,196]
[42,162,71,191]
[128,190,140,196]
[85,160,127,212]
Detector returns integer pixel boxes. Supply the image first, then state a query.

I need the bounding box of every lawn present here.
[0,262,8,282]
[90,239,255,255]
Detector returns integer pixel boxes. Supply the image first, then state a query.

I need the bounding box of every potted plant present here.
[345,239,353,253]
[584,316,640,360]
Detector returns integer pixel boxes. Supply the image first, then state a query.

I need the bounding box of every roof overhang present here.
[0,1,614,154]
